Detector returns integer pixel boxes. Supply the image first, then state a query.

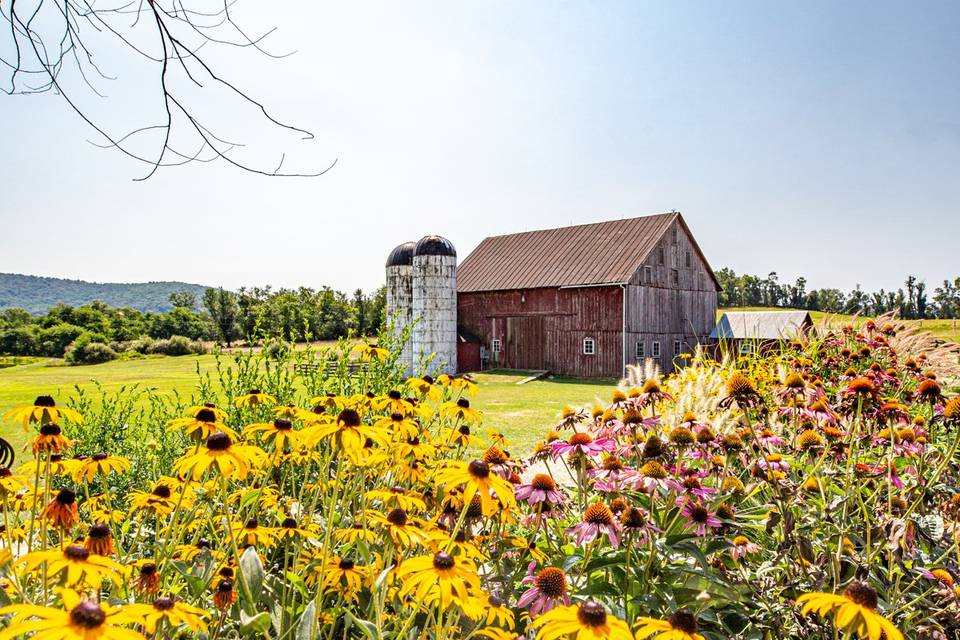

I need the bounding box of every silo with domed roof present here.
[385,242,416,376]
[411,235,457,375]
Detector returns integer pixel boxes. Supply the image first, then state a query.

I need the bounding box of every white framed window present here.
[583,337,596,355]
[652,341,661,358]
[643,265,653,284]
[635,341,644,359]
[491,339,502,354]
[674,340,682,356]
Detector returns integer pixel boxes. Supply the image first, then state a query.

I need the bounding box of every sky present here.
[1,1,958,295]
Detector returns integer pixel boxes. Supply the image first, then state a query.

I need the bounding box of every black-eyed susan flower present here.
[18,545,123,587]
[317,556,371,601]
[174,432,267,481]
[133,561,160,594]
[436,373,478,396]
[4,396,83,430]
[84,523,115,556]
[32,424,74,455]
[395,551,481,609]
[234,389,277,408]
[73,453,131,483]
[634,609,705,640]
[122,596,208,634]
[187,403,227,421]
[353,342,390,361]
[167,408,238,441]
[276,516,317,542]
[531,600,633,640]
[796,581,903,640]
[233,517,279,548]
[440,398,482,425]
[243,418,299,450]
[365,487,427,512]
[301,408,381,452]
[368,507,433,548]
[0,589,142,640]
[443,424,484,448]
[375,412,420,439]
[213,579,237,610]
[43,487,79,530]
[434,460,515,517]
[128,479,184,517]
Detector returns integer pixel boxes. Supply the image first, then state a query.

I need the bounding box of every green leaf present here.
[296,599,317,640]
[240,611,271,635]
[240,546,265,603]
[344,611,379,640]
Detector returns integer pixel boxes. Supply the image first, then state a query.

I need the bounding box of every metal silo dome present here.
[414,235,456,258]
[385,242,416,267]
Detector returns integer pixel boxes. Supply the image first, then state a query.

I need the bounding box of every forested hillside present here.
[0,273,209,313]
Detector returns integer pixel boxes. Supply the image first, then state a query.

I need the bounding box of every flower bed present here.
[0,323,958,639]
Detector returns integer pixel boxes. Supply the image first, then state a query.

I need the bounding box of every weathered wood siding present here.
[457,286,624,378]
[624,219,717,374]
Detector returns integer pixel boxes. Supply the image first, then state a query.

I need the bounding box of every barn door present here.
[506,316,544,370]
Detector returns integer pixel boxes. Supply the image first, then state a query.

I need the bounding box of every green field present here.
[0,357,612,454]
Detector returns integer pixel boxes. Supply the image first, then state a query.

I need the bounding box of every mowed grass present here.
[0,358,613,454]
[719,307,960,343]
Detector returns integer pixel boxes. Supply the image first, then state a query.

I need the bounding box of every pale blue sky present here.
[1,1,957,294]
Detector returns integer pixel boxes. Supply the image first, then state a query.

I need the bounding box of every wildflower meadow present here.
[0,319,959,640]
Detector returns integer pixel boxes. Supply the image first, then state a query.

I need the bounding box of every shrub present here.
[38,322,85,357]
[65,331,118,364]
[110,336,156,354]
[0,325,38,355]
[149,335,205,356]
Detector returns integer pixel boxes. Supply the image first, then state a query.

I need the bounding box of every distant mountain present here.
[0,273,212,314]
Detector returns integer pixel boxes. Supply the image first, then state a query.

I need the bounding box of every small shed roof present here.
[457,212,719,292]
[711,311,813,340]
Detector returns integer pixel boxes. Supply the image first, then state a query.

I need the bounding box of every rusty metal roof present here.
[458,212,709,292]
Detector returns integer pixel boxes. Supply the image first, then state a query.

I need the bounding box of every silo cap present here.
[414,235,456,258]
[386,242,416,267]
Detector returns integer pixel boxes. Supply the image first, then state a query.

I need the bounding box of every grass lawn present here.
[0,358,612,454]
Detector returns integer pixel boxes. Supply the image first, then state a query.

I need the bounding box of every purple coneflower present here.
[515,473,564,507]
[680,500,721,536]
[517,563,571,615]
[550,432,615,460]
[567,501,621,548]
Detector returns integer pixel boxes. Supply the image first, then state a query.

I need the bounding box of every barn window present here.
[672,226,678,243]
[643,265,653,284]
[583,337,596,355]
[671,269,679,287]
[635,341,644,359]
[674,340,682,356]
[685,251,691,268]
[652,341,661,358]
[739,342,754,355]
[491,339,502,354]
[658,247,664,264]
[698,271,705,290]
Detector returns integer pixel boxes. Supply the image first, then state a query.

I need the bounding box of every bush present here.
[0,326,39,356]
[110,336,156,354]
[65,340,118,365]
[38,323,85,357]
[149,335,205,356]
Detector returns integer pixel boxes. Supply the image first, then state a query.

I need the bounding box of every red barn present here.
[456,212,720,377]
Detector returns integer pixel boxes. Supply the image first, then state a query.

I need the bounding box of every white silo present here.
[385,242,416,376]
[412,235,457,375]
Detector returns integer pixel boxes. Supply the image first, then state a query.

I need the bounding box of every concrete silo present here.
[385,242,416,376]
[412,235,458,375]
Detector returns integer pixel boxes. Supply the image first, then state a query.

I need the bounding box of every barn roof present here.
[711,311,813,340]
[457,212,718,292]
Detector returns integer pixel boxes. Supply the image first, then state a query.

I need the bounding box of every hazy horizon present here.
[2,1,958,295]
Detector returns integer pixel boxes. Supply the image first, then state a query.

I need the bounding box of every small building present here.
[456,212,720,377]
[711,310,813,356]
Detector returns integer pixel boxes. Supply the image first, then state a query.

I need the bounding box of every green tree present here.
[168,290,198,310]
[203,288,240,347]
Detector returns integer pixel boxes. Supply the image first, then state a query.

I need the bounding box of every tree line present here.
[716,268,960,319]
[0,286,386,362]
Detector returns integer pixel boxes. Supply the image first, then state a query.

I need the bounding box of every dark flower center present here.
[388,390,402,400]
[206,432,232,451]
[422,375,435,385]
[688,505,709,524]
[245,518,258,530]
[281,517,298,528]
[247,389,262,396]
[535,567,566,596]
[390,413,404,422]
[56,488,76,505]
[88,523,111,539]
[432,552,455,570]
[64,545,90,561]
[39,423,62,436]
[584,502,614,525]
[153,597,175,611]
[34,395,57,408]
[531,474,557,491]
[669,609,699,634]
[386,507,408,527]
[338,409,362,428]
[458,425,471,435]
[621,507,647,528]
[140,563,157,576]
[195,408,217,423]
[152,485,172,499]
[467,459,490,479]
[70,602,106,629]
[457,398,470,409]
[273,419,292,431]
[844,581,878,609]
[577,601,607,628]
[92,452,108,461]
[338,558,355,570]
[217,579,234,593]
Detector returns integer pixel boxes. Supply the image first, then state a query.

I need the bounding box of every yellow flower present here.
[436,374,478,396]
[18,546,124,587]
[406,376,442,401]
[127,478,186,517]
[440,399,482,425]
[0,590,143,640]
[635,609,705,640]
[233,517,280,549]
[73,454,131,483]
[4,396,83,430]
[532,601,633,640]
[353,342,390,361]
[121,597,208,634]
[796,582,903,640]
[167,408,238,441]
[368,508,434,548]
[375,413,420,440]
[243,418,300,451]
[394,552,481,609]
[186,404,228,421]
[234,389,277,407]
[434,460,515,517]
[173,432,267,481]
[315,556,371,601]
[365,487,427,512]
[301,408,382,452]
